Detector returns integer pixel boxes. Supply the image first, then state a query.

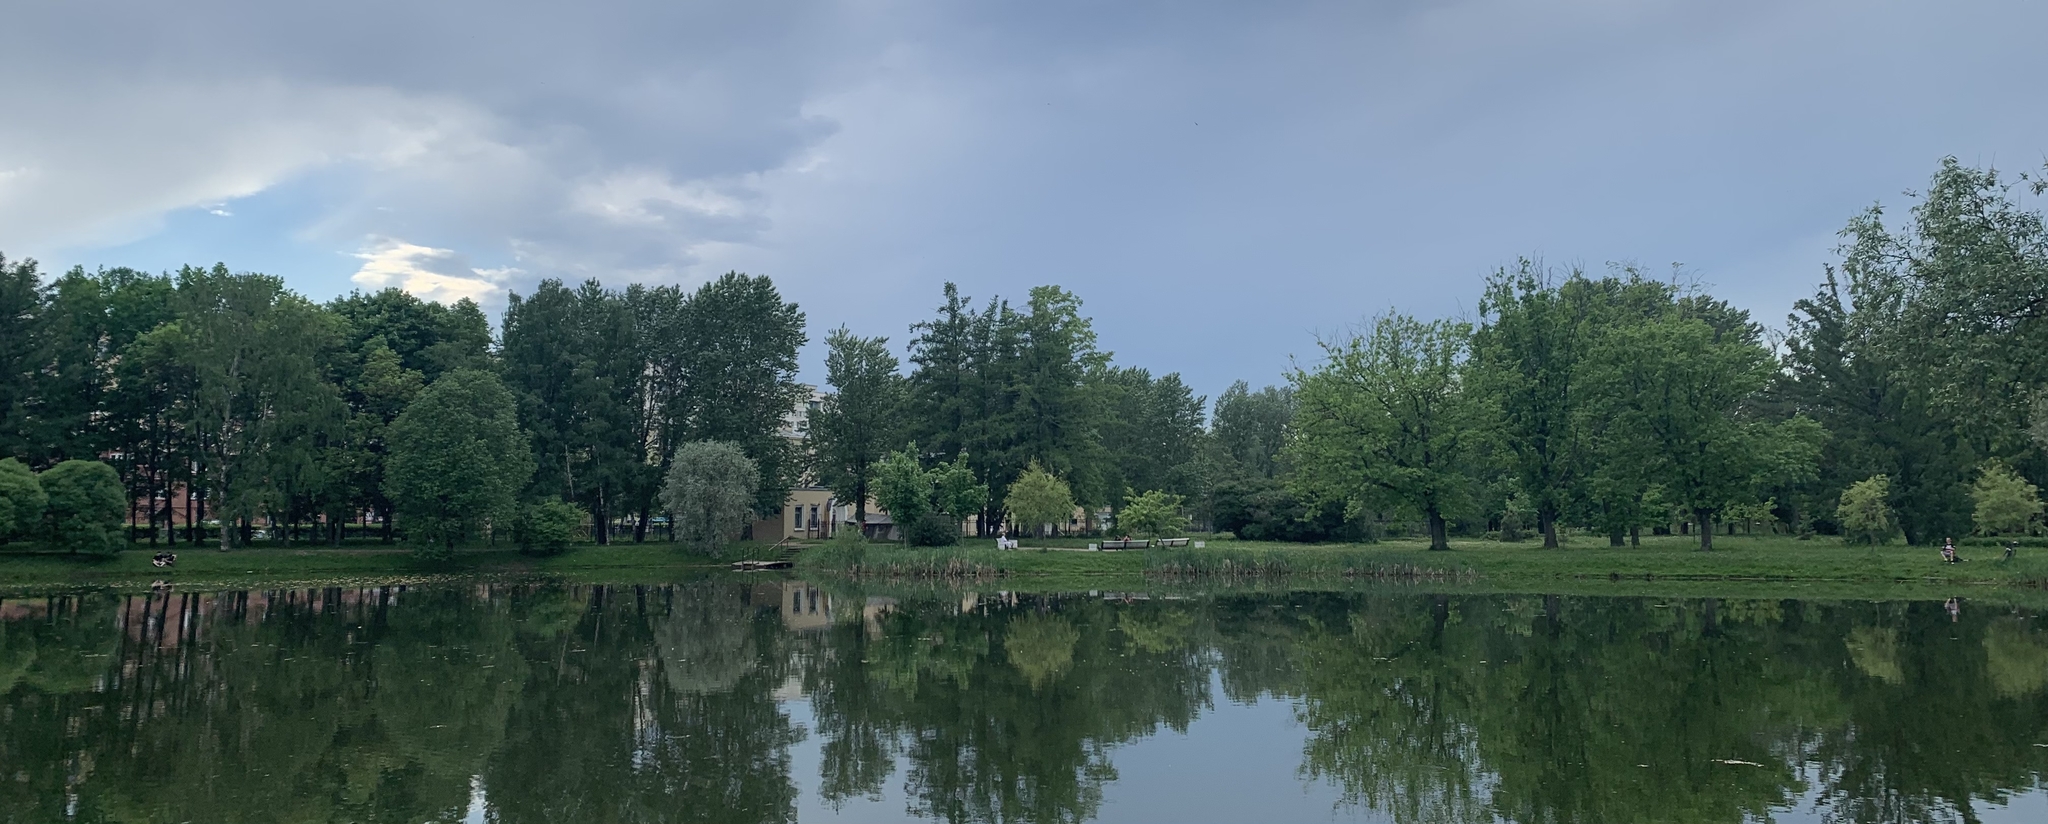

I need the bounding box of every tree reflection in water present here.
[2,584,2046,823]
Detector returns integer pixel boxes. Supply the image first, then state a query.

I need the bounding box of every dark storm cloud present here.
[3,0,2045,397]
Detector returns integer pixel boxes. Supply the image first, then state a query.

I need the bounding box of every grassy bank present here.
[9,533,2046,599]
[0,541,781,592]
[797,534,2048,590]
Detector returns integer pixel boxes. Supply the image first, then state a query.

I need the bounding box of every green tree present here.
[1090,366,1206,508]
[1470,261,1607,548]
[1289,313,1472,551]
[666,273,809,516]
[1839,158,2048,466]
[1211,382,1294,479]
[871,447,933,543]
[1005,461,1075,538]
[931,454,990,522]
[0,458,47,542]
[1117,490,1187,538]
[1971,461,2043,536]
[171,265,345,550]
[808,327,905,531]
[869,447,989,544]
[660,440,760,553]
[384,370,534,559]
[1783,268,1975,544]
[1588,299,1821,550]
[1837,475,1896,545]
[0,254,42,462]
[515,499,588,556]
[39,460,125,555]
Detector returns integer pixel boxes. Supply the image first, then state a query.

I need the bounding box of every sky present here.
[4,0,2046,404]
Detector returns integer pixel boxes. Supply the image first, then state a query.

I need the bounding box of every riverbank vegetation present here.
[2,158,2045,572]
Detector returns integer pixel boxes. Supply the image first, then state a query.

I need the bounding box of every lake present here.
[3,581,2046,823]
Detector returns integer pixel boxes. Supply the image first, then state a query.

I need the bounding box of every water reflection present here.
[2,583,2045,823]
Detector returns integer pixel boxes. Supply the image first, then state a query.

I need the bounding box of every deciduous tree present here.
[660,440,760,554]
[1289,313,1472,551]
[384,370,534,559]
[809,327,905,532]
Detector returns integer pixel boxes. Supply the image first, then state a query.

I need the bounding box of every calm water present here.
[4,582,2047,824]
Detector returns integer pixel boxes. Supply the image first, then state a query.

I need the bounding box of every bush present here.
[0,458,47,543]
[1119,490,1188,538]
[904,513,961,547]
[1972,460,2043,536]
[39,460,126,555]
[1837,475,1896,546]
[516,500,587,556]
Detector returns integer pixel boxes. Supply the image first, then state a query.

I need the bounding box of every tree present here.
[1470,261,1604,548]
[1118,490,1187,538]
[665,273,809,516]
[871,448,932,543]
[809,327,905,532]
[1838,158,2048,466]
[500,279,647,544]
[515,500,588,556]
[1091,367,1206,503]
[1972,461,2043,536]
[1211,382,1293,479]
[1783,267,1975,544]
[1837,475,1896,545]
[384,370,534,559]
[660,440,760,554]
[171,265,344,550]
[39,460,125,555]
[0,458,46,542]
[870,447,989,544]
[0,254,41,463]
[1289,313,1472,551]
[1005,461,1075,538]
[1587,299,1821,550]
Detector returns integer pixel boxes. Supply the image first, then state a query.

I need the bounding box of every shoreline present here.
[6,535,2043,600]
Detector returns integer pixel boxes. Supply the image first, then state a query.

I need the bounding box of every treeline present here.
[1,157,2044,553]
[811,159,2048,549]
[0,263,822,551]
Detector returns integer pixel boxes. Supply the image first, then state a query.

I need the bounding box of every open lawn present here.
[0,541,781,592]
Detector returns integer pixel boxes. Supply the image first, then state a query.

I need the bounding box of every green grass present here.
[0,539,782,592]
[797,533,2048,591]
[10,533,2046,601]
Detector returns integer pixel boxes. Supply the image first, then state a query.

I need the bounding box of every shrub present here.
[516,500,587,556]
[0,458,47,543]
[1119,490,1188,538]
[40,460,126,555]
[1837,475,1896,545]
[1972,460,2043,536]
[904,513,961,547]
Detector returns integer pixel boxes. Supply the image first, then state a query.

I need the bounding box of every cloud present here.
[4,0,2045,397]
[350,238,517,307]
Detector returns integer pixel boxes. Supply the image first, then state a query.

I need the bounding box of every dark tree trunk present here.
[1539,508,1560,548]
[1608,529,1625,547]
[1629,526,1640,548]
[1695,509,1714,551]
[853,479,869,540]
[1426,508,1449,551]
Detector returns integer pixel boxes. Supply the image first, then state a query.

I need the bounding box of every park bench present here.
[1155,537,1191,547]
[1099,539,1149,550]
